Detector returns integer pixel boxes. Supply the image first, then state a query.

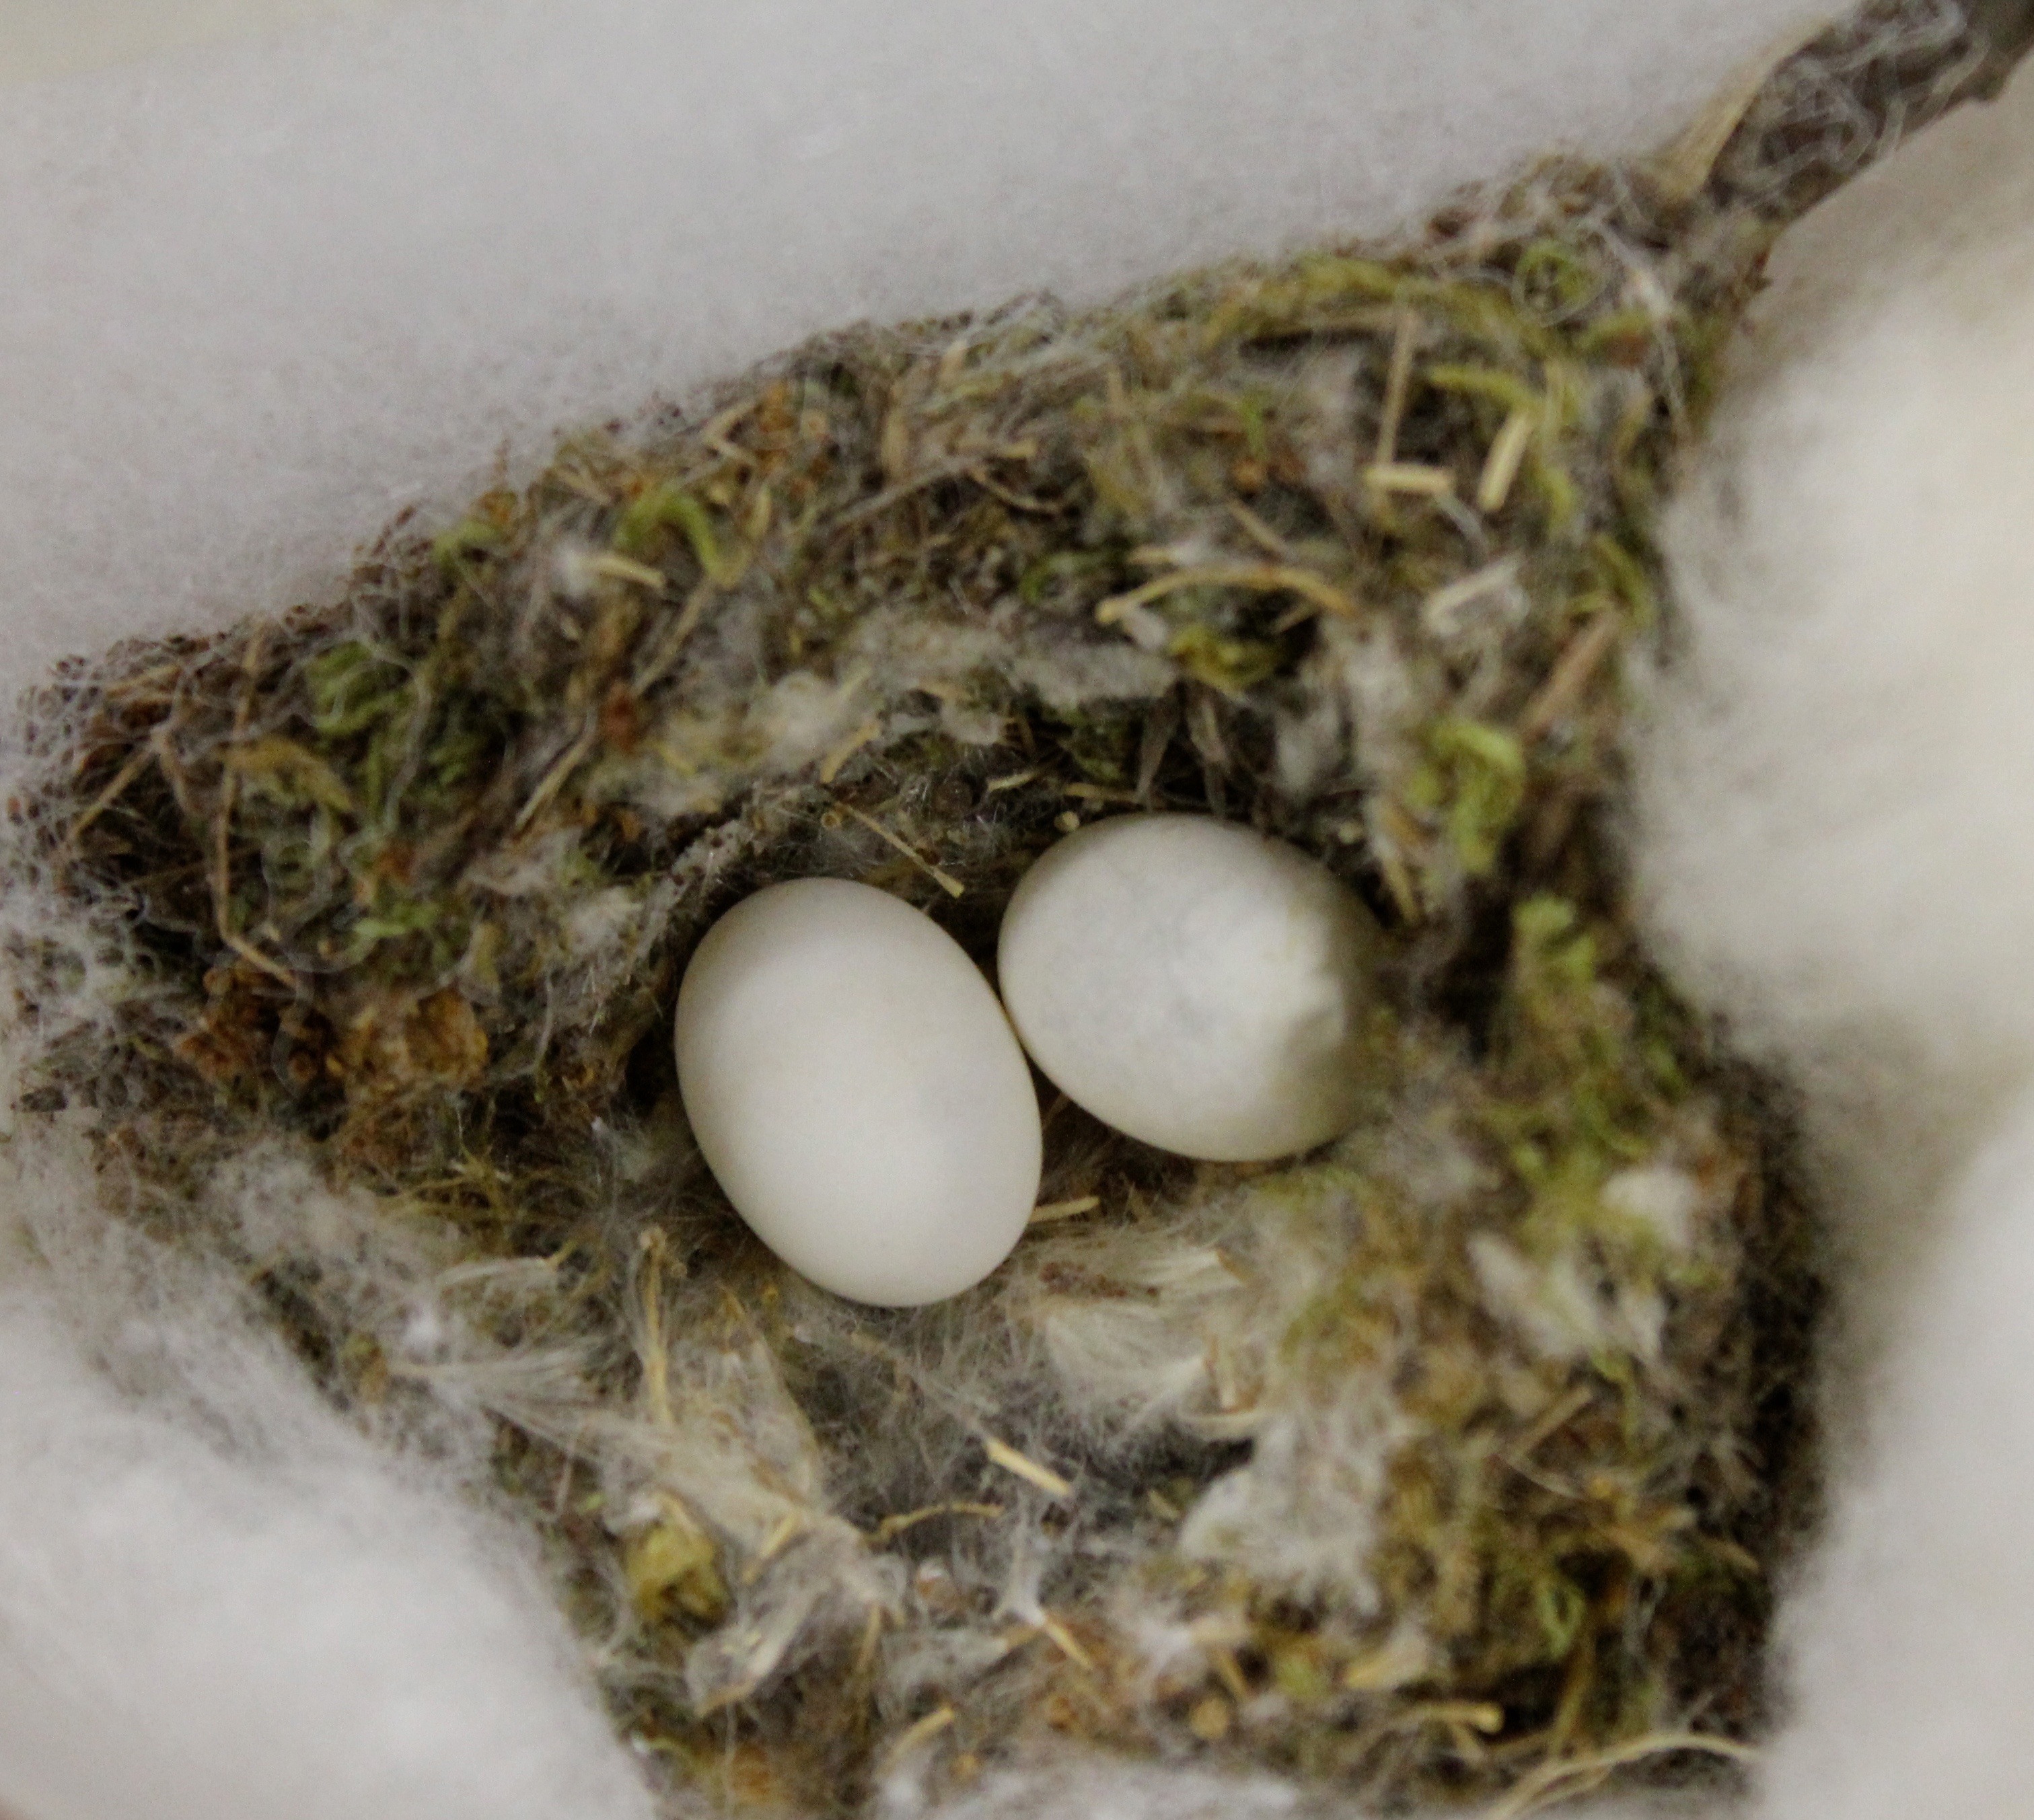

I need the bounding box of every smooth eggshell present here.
[674,878,1042,1307]
[997,814,1377,1161]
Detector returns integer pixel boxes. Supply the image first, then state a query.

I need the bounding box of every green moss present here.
[2,184,1811,1813]
[1410,720,1529,879]
[11,3,2012,1811]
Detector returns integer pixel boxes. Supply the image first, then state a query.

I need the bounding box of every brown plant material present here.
[3,4,2023,1814]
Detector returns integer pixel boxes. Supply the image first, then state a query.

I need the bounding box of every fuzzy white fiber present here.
[1641,51,2034,1354]
[0,0,1827,700]
[1636,50,2034,1820]
[20,1,2034,1817]
[0,1,394,84]
[0,1146,657,1820]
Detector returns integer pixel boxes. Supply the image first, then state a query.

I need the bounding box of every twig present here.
[1478,408,1537,513]
[1038,1613,1097,1673]
[212,628,295,988]
[833,801,965,898]
[984,1438,1072,1499]
[1363,462,1455,497]
[880,1705,956,1770]
[871,1502,1005,1545]
[64,745,156,855]
[1520,615,1622,741]
[1374,306,1421,468]
[513,718,599,833]
[1486,1731,1757,1820]
[1097,562,1358,625]
[819,719,883,785]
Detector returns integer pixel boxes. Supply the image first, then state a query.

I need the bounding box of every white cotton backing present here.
[1637,52,2034,1364]
[1635,46,2034,1820]
[0,1,395,84]
[0,1138,657,1820]
[1751,1083,2034,1820]
[0,0,1829,707]
[0,3,1931,1819]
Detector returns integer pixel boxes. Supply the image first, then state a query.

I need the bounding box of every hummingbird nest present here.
[5,4,2025,1814]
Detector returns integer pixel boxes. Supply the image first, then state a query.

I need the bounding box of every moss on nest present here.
[2,3,2019,1814]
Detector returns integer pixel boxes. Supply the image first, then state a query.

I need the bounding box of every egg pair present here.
[674,815,1378,1307]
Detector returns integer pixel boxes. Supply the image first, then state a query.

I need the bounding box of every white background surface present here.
[0,0,396,83]
[22,5,2034,1819]
[0,0,1829,702]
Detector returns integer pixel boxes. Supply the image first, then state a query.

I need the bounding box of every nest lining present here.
[2,3,2019,1814]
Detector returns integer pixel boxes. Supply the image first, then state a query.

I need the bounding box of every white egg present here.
[997,814,1378,1162]
[674,878,1042,1307]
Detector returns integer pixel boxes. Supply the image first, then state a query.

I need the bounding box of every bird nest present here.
[3,4,2019,1813]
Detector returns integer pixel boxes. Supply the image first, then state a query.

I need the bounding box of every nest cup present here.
[11,5,2021,1811]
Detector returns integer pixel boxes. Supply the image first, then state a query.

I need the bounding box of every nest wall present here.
[3,5,2026,1816]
